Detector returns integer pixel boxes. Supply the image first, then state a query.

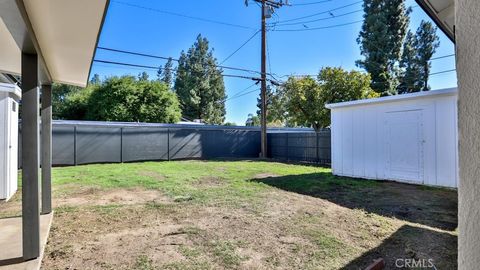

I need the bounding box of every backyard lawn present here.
[0,160,457,269]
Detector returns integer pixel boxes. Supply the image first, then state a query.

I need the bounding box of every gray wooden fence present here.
[18,121,331,166]
[267,130,331,165]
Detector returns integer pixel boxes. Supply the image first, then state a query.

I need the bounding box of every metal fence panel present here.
[18,121,330,166]
[122,127,169,162]
[52,126,75,165]
[75,126,122,165]
[267,131,331,165]
[169,128,204,159]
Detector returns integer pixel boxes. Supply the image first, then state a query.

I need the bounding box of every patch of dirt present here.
[194,176,226,187]
[54,188,170,208]
[253,173,280,179]
[139,171,166,181]
[40,178,457,269]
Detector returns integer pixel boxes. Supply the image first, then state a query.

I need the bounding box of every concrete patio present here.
[0,213,53,270]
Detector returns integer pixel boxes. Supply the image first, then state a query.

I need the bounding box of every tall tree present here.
[174,34,227,124]
[256,85,274,120]
[138,71,149,81]
[87,76,181,123]
[398,30,422,94]
[157,57,175,87]
[89,74,101,85]
[415,20,440,91]
[357,0,411,96]
[283,68,377,131]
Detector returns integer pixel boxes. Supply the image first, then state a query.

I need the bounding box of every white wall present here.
[457,0,480,268]
[330,89,458,188]
[0,84,20,201]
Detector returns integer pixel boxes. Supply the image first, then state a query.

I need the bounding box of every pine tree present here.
[357,0,411,96]
[398,31,422,94]
[174,34,227,124]
[415,20,440,91]
[157,57,174,87]
[89,74,101,85]
[138,72,149,81]
[256,85,274,122]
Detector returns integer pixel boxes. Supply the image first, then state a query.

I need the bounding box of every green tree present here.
[245,113,260,126]
[157,57,175,87]
[86,76,181,123]
[138,72,149,81]
[58,86,95,120]
[398,30,422,94]
[357,0,411,95]
[174,34,227,124]
[415,20,440,91]
[89,73,101,85]
[283,68,377,131]
[256,85,275,121]
[51,83,82,119]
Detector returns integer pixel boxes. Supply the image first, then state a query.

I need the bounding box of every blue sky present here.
[90,0,457,125]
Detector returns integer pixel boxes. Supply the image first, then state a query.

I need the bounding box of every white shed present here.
[0,83,21,200]
[326,88,458,188]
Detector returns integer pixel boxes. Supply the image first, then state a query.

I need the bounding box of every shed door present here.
[385,110,424,184]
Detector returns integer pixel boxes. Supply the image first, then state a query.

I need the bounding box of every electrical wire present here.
[290,0,332,6]
[111,0,256,30]
[97,46,264,77]
[228,83,259,100]
[220,30,261,65]
[272,9,363,27]
[224,88,260,102]
[93,59,265,81]
[273,20,363,32]
[273,1,363,24]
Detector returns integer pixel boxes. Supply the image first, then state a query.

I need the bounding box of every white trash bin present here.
[0,83,21,201]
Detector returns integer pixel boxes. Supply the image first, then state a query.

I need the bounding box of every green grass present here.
[51,160,330,204]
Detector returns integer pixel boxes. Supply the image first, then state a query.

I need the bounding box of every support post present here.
[21,52,40,260]
[260,0,268,158]
[41,84,52,214]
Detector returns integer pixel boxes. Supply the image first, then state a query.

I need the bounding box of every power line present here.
[290,0,332,6]
[93,59,273,82]
[111,0,256,30]
[272,9,362,27]
[431,53,455,60]
[273,20,363,32]
[220,30,261,65]
[225,88,260,102]
[97,46,269,77]
[227,83,259,100]
[274,1,363,24]
[429,69,456,76]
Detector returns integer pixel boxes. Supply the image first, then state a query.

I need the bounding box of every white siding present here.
[0,84,20,200]
[329,89,458,188]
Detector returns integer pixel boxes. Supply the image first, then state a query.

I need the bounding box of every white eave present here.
[416,0,455,42]
[0,0,109,87]
[326,88,457,109]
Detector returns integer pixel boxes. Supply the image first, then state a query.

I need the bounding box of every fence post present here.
[120,127,123,163]
[285,133,289,161]
[316,132,319,164]
[167,128,170,161]
[73,126,77,166]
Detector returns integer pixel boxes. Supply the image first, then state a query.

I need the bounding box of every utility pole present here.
[248,0,287,158]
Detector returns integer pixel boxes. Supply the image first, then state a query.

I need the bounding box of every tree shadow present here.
[252,172,457,231]
[341,225,457,270]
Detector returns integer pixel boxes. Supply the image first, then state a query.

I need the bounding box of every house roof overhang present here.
[416,0,455,43]
[0,0,109,87]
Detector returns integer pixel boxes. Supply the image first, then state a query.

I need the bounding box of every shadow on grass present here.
[252,172,458,231]
[342,225,457,270]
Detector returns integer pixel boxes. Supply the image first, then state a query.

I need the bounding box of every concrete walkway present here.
[0,213,53,270]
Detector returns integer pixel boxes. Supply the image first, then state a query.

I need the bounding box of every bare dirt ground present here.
[0,161,457,269]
